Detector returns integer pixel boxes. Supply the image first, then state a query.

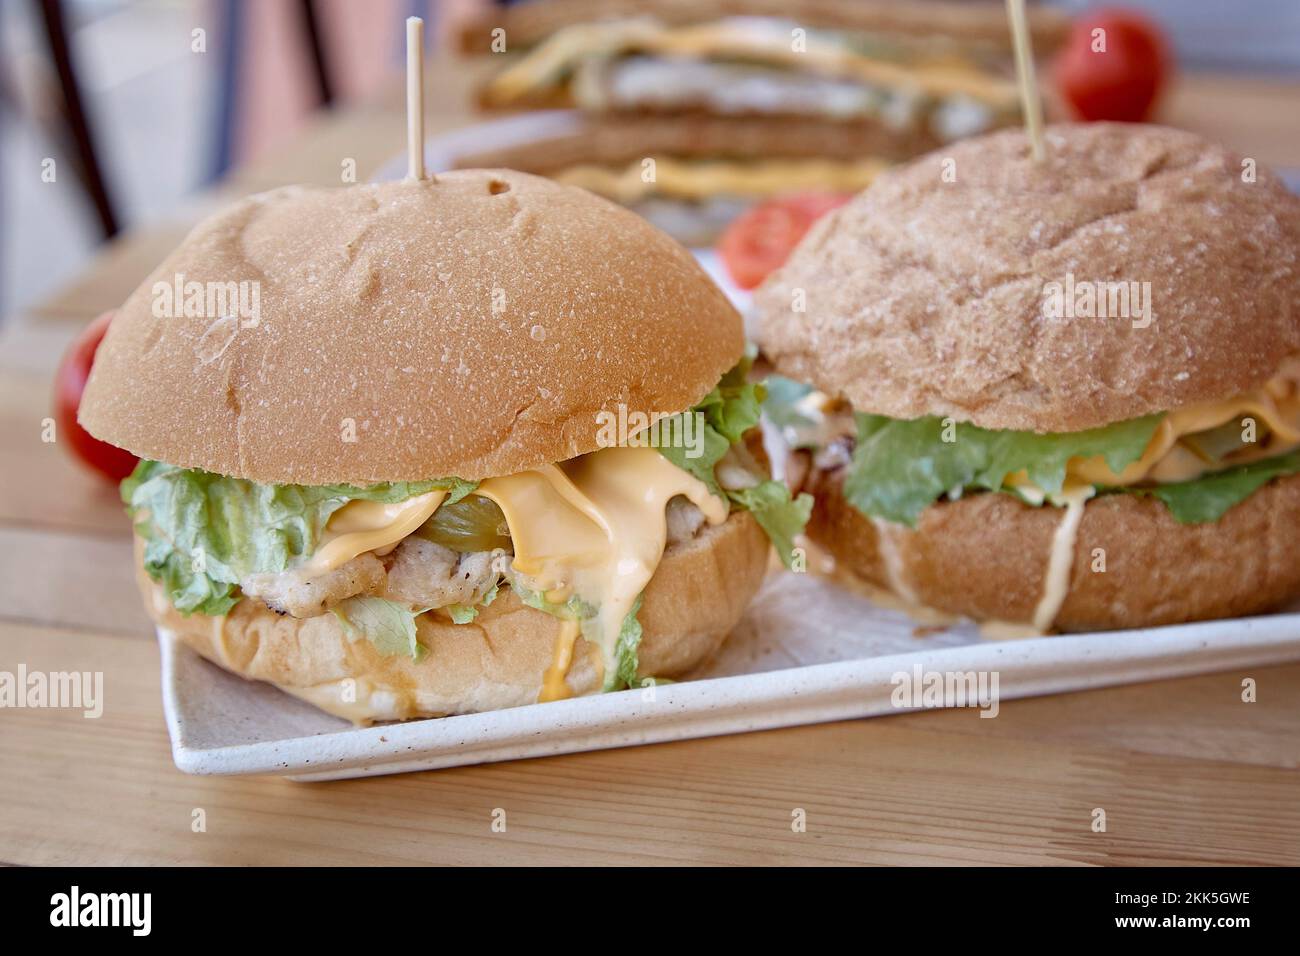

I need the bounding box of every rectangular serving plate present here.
[152,136,1300,780]
[159,568,1300,781]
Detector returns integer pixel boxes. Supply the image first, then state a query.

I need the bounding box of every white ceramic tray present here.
[159,566,1300,781]
[156,132,1300,779]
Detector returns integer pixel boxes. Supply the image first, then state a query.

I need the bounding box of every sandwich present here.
[78,170,810,722]
[756,123,1300,635]
[453,0,1068,243]
[449,114,893,247]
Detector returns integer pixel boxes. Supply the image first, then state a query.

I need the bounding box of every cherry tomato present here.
[718,192,853,290]
[53,310,138,482]
[1054,9,1170,122]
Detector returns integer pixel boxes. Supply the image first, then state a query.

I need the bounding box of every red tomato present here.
[53,310,138,482]
[1054,9,1170,122]
[718,192,853,290]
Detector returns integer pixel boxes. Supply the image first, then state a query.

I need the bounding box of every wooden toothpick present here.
[406,16,427,181]
[1005,0,1046,162]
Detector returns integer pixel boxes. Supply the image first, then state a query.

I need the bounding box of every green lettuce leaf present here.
[444,578,502,626]
[844,413,1162,526]
[653,358,812,568]
[509,577,593,622]
[1124,450,1300,523]
[122,460,475,616]
[696,359,765,444]
[655,354,765,499]
[843,410,1300,526]
[333,596,428,660]
[654,432,729,499]
[446,604,478,624]
[608,595,644,692]
[728,480,815,568]
[142,542,239,617]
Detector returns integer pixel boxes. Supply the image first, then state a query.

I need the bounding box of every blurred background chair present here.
[32,0,120,240]
[0,0,452,319]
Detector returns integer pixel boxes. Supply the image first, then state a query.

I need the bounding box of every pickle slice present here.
[413,494,512,553]
[1182,418,1265,464]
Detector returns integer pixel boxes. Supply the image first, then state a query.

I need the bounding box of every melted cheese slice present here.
[307,446,728,702]
[554,156,888,203]
[1011,362,1300,496]
[798,364,1300,637]
[995,366,1300,634]
[304,491,447,574]
[477,446,728,699]
[541,620,582,703]
[487,18,1016,106]
[996,368,1300,634]
[795,376,1300,496]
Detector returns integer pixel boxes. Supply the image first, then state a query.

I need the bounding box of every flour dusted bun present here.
[757,123,1300,432]
[142,511,769,723]
[81,170,742,484]
[807,467,1300,631]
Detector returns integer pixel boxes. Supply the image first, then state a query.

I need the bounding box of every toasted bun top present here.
[80,171,742,483]
[757,123,1300,433]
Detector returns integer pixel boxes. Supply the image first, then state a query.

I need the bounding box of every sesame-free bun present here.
[80,171,743,484]
[806,466,1300,631]
[141,510,769,723]
[758,123,1300,432]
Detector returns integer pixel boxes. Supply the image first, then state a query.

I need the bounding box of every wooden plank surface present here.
[3,60,1300,866]
[0,371,132,536]
[3,621,1297,866]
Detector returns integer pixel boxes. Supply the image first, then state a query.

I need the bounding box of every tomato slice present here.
[718,192,853,290]
[53,310,139,483]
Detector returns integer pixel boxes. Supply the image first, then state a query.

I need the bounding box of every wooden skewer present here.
[1005,0,1046,162]
[406,16,427,181]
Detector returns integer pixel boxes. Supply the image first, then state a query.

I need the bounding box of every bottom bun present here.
[806,466,1300,632]
[140,510,769,723]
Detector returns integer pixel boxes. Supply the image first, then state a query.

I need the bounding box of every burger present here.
[78,170,810,722]
[756,123,1300,635]
[446,114,893,248]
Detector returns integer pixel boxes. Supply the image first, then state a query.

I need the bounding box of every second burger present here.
[757,123,1300,635]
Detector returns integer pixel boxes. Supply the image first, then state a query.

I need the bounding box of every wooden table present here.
[3,62,1299,866]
